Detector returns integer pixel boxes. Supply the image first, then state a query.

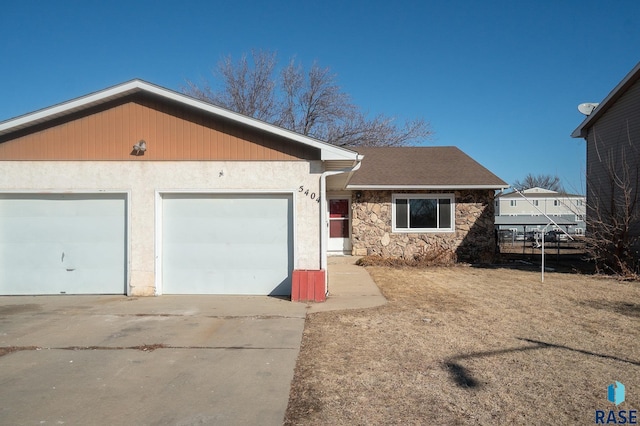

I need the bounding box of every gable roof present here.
[521,187,556,194]
[0,79,360,162]
[497,188,584,199]
[571,61,640,138]
[346,146,507,190]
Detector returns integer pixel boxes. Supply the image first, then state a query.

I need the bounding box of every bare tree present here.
[184,50,433,147]
[513,173,564,192]
[585,132,640,277]
[184,50,279,122]
[278,60,356,137]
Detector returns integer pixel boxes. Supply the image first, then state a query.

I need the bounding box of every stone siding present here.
[351,190,496,263]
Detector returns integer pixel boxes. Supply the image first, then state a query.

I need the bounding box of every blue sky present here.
[1,1,639,193]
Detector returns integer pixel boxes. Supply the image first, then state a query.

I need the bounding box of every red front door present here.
[328,198,351,252]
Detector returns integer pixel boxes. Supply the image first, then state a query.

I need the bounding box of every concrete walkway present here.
[0,258,384,425]
[308,256,387,313]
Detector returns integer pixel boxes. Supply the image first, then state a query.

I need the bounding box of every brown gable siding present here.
[0,94,320,161]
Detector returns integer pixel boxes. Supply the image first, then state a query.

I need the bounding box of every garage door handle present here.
[66,268,75,272]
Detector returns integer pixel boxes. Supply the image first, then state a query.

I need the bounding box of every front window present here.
[392,194,454,232]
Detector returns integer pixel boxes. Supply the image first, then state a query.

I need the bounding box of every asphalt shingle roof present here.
[348,146,507,188]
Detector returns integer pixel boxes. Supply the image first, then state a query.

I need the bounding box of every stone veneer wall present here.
[351,190,496,263]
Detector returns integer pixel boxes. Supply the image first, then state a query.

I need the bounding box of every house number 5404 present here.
[299,186,320,203]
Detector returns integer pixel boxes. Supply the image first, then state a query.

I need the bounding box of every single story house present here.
[333,146,507,263]
[0,80,507,298]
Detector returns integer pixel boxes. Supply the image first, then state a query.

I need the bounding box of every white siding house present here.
[495,187,586,235]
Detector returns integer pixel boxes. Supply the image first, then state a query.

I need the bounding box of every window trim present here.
[392,193,455,233]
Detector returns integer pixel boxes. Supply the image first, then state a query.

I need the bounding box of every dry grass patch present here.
[285,265,640,425]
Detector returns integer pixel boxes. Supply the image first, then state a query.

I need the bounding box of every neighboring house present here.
[571,61,640,247]
[495,187,586,235]
[0,80,506,297]
[328,146,507,263]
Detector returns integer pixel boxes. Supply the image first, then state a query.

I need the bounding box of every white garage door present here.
[161,193,293,295]
[0,194,127,295]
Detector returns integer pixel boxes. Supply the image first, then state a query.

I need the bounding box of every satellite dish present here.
[578,103,599,116]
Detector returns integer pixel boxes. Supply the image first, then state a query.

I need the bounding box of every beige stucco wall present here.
[0,161,322,295]
[351,190,496,263]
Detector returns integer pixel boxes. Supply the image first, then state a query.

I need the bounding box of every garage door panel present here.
[166,219,287,244]
[2,269,69,294]
[2,217,69,243]
[165,242,289,269]
[1,242,64,269]
[0,194,127,295]
[164,195,285,214]
[68,217,124,242]
[62,242,124,268]
[162,194,293,295]
[163,269,289,295]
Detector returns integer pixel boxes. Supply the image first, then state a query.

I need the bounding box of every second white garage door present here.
[161,193,293,295]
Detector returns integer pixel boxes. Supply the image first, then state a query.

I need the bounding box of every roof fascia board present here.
[346,184,508,190]
[0,81,141,133]
[0,79,359,162]
[571,61,640,138]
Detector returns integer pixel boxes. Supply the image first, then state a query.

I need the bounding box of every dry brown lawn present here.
[285,265,640,425]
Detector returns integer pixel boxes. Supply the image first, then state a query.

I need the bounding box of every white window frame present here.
[510,200,516,207]
[392,193,455,233]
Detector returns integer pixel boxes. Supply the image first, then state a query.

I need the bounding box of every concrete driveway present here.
[0,295,307,425]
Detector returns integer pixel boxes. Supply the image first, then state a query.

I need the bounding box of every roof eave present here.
[346,184,508,190]
[497,193,585,199]
[0,79,359,161]
[0,80,143,136]
[571,61,640,139]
